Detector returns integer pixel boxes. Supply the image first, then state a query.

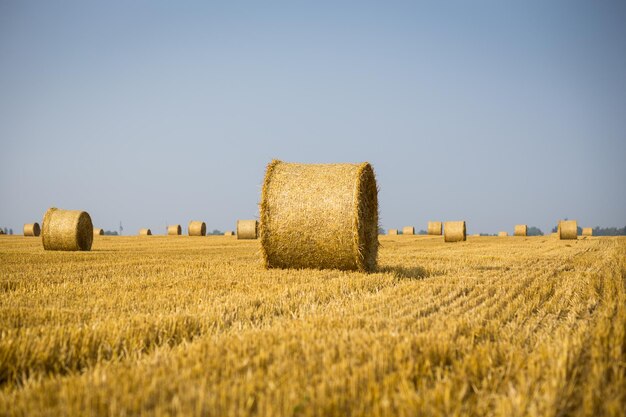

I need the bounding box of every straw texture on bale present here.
[42,207,93,251]
[188,221,206,236]
[139,228,152,236]
[388,229,398,236]
[93,228,104,236]
[402,226,415,235]
[559,220,578,240]
[444,221,466,243]
[224,230,234,236]
[167,225,181,236]
[237,220,258,240]
[23,223,41,237]
[260,160,379,272]
[498,231,509,237]
[514,224,527,236]
[582,227,593,237]
[427,221,442,236]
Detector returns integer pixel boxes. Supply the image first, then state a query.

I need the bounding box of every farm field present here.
[0,235,624,417]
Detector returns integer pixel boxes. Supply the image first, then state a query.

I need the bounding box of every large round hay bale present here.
[23,223,41,237]
[498,231,509,237]
[402,226,414,235]
[139,228,152,236]
[582,227,593,237]
[237,220,258,239]
[42,207,93,251]
[427,221,442,235]
[224,230,234,236]
[559,220,577,240]
[514,224,527,236]
[188,221,206,236]
[444,221,466,242]
[388,229,398,236]
[167,225,181,236]
[260,160,379,272]
[93,228,104,236]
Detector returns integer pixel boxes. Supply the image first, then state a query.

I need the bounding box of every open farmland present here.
[0,235,624,417]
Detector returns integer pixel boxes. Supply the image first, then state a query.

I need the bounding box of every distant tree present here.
[417,229,427,235]
[8,228,13,235]
[378,227,385,235]
[207,229,223,236]
[3,227,7,234]
[527,227,543,236]
[592,226,626,236]
[103,230,118,236]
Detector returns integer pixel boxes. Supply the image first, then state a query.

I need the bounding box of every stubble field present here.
[0,234,624,417]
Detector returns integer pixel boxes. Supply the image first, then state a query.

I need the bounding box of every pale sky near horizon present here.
[1,1,625,235]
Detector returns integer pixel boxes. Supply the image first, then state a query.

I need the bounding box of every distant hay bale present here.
[559,220,577,240]
[167,225,181,236]
[582,227,593,237]
[93,228,104,236]
[188,221,206,236]
[139,228,152,236]
[427,221,442,235]
[444,221,466,242]
[402,226,414,235]
[224,230,234,236]
[514,225,527,236]
[42,207,93,251]
[260,160,379,272]
[237,220,258,239]
[23,223,41,237]
[498,231,509,237]
[388,229,398,236]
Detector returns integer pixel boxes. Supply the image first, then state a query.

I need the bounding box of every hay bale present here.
[42,207,93,251]
[559,220,577,240]
[444,221,466,242]
[498,231,509,237]
[237,220,258,239]
[260,160,379,272]
[388,229,398,236]
[402,226,415,235]
[139,228,152,236]
[93,228,104,236]
[514,224,527,236]
[188,221,206,236]
[582,227,593,237]
[427,221,442,235]
[167,225,181,236]
[224,230,234,236]
[23,223,41,237]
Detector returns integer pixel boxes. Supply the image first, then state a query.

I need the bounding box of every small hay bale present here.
[237,220,258,239]
[498,231,509,237]
[42,207,93,251]
[188,221,206,236]
[402,226,415,235]
[444,221,466,242]
[427,221,442,235]
[582,227,593,237]
[224,230,234,236]
[260,160,379,272]
[388,229,398,236]
[559,220,577,240]
[93,228,104,236]
[23,223,41,237]
[167,225,181,236]
[514,225,527,236]
[139,228,152,236]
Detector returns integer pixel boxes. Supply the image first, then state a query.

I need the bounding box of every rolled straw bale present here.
[224,230,234,236]
[260,160,379,272]
[514,224,527,236]
[93,228,104,236]
[139,228,152,236]
[402,226,415,235]
[559,220,577,240]
[167,225,181,236]
[498,231,508,237]
[42,207,93,251]
[237,220,258,240]
[388,229,398,236]
[444,221,466,242]
[582,227,593,237]
[188,221,206,236]
[427,221,442,235]
[23,223,41,237]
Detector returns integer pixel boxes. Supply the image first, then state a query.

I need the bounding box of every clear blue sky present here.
[1,1,625,235]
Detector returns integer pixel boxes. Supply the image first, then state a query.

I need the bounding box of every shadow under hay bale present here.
[167,225,181,236]
[188,221,206,236]
[237,220,258,239]
[444,221,466,242]
[427,221,442,235]
[42,207,93,251]
[23,223,40,237]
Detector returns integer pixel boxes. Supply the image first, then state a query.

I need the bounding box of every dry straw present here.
[260,160,379,272]
[582,227,593,237]
[42,207,93,251]
[237,220,258,240]
[224,230,234,236]
[167,225,181,236]
[402,226,415,235]
[444,221,466,242]
[23,223,41,237]
[188,221,206,236]
[427,221,442,235]
[139,228,152,236]
[388,229,398,236]
[514,225,527,236]
[498,231,509,237]
[559,220,577,240]
[93,228,104,236]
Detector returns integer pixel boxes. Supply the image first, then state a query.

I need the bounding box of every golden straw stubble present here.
[260,160,379,272]
[188,221,206,236]
[42,207,93,251]
[23,223,41,237]
[167,225,181,236]
[514,225,527,236]
[237,220,258,239]
[559,220,578,240]
[444,221,466,242]
[427,221,442,235]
